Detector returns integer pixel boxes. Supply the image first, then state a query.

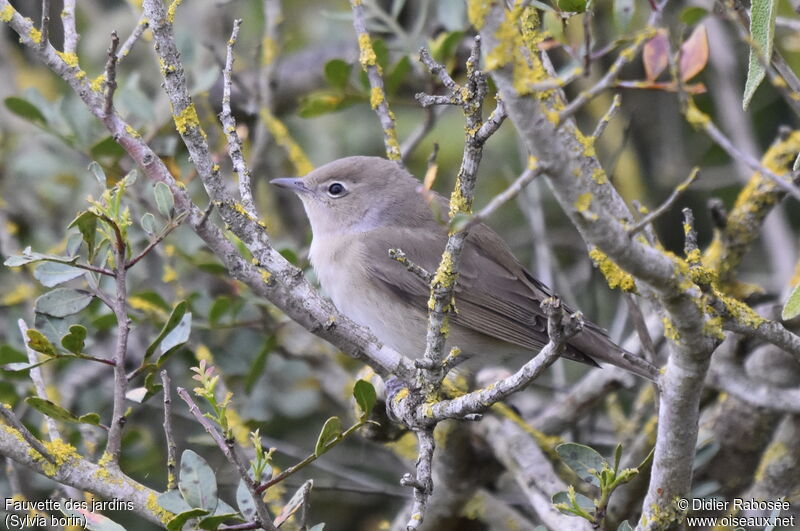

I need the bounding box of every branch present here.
[160,370,177,490]
[103,31,120,117]
[627,167,699,237]
[117,14,149,63]
[0,405,55,463]
[350,0,401,161]
[61,0,78,54]
[464,162,544,232]
[177,388,278,531]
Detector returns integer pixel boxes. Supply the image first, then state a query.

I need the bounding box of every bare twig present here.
[117,14,149,63]
[104,220,130,464]
[61,0,78,54]
[125,218,183,269]
[260,0,283,111]
[220,19,257,216]
[103,32,120,117]
[627,167,699,236]
[40,0,49,48]
[177,387,278,531]
[0,406,55,463]
[350,0,401,161]
[688,107,800,201]
[400,106,445,163]
[161,370,177,490]
[592,93,622,139]
[388,248,433,284]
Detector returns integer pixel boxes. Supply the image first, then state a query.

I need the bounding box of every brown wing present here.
[361,224,602,367]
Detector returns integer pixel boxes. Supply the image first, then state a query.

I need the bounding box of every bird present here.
[271,156,659,381]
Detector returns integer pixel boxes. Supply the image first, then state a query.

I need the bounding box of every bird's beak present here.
[270,177,310,195]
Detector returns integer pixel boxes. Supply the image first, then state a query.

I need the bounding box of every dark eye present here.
[327,182,346,197]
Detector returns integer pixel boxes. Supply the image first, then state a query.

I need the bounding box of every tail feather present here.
[567,328,660,382]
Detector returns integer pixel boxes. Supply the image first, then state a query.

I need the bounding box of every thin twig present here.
[103,32,120,117]
[0,406,55,463]
[259,0,282,112]
[627,167,699,236]
[177,387,278,531]
[104,219,130,464]
[40,0,50,48]
[388,248,432,283]
[125,218,182,269]
[18,319,61,441]
[117,14,149,63]
[694,111,800,201]
[350,0,401,161]
[161,370,177,490]
[400,106,444,163]
[591,94,622,139]
[220,19,257,216]
[61,0,78,54]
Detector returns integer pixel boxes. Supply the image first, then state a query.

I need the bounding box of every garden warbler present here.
[271,156,658,381]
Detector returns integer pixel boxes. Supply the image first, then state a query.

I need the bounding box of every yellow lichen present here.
[28,27,42,44]
[591,168,607,184]
[466,0,491,30]
[261,36,277,66]
[1,5,15,22]
[146,492,175,524]
[125,124,141,138]
[685,99,710,128]
[172,104,202,136]
[662,317,679,342]
[260,110,314,175]
[56,51,80,69]
[161,264,177,283]
[384,128,401,161]
[589,248,637,292]
[259,269,272,283]
[573,192,592,213]
[753,441,788,482]
[90,74,106,92]
[527,155,538,170]
[392,387,409,404]
[166,0,183,24]
[357,33,379,71]
[33,439,80,477]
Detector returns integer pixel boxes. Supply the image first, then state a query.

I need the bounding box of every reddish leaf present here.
[679,25,709,82]
[643,29,670,81]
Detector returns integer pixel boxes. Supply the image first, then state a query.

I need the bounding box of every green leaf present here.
[0,345,27,365]
[324,59,352,92]
[88,161,107,187]
[353,380,377,419]
[26,329,58,357]
[782,282,800,320]
[743,0,778,110]
[197,513,240,530]
[144,301,187,361]
[298,92,359,118]
[154,182,175,219]
[245,340,272,392]
[34,288,93,318]
[90,136,126,159]
[679,6,708,26]
[4,247,79,267]
[140,212,157,236]
[314,416,343,456]
[208,296,231,326]
[235,467,270,522]
[166,509,210,531]
[26,397,99,425]
[274,480,313,527]
[158,489,193,515]
[33,262,86,288]
[386,56,411,96]
[160,312,191,355]
[556,442,606,487]
[613,443,623,473]
[614,0,635,32]
[4,97,47,125]
[430,31,464,64]
[552,490,594,516]
[179,449,219,512]
[61,325,87,355]
[372,39,390,71]
[69,211,99,260]
[556,0,587,13]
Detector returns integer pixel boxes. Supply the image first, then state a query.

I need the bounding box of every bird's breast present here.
[309,232,427,356]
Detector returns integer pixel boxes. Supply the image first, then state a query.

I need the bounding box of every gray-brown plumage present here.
[271,156,658,381]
